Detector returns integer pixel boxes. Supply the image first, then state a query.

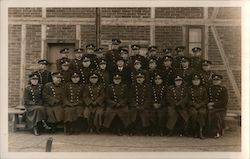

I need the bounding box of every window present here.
[186,26,204,56]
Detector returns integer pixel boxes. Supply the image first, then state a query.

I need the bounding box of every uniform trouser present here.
[128,109,150,134]
[84,106,104,130]
[188,107,207,130]
[25,105,47,129]
[64,106,84,123]
[148,108,167,132]
[207,110,226,135]
[103,107,130,128]
[46,105,64,123]
[166,106,189,131]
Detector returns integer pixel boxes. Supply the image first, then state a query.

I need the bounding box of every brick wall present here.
[101,8,150,18]
[46,8,96,18]
[8,8,42,17]
[8,7,241,110]
[155,7,204,18]
[155,26,183,51]
[8,25,22,107]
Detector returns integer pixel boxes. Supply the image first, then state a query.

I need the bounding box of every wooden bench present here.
[8,107,26,132]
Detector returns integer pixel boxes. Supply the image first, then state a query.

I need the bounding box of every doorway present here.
[46,43,76,72]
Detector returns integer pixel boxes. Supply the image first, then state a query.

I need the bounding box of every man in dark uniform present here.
[173,46,186,69]
[105,39,121,72]
[130,44,147,70]
[63,73,84,135]
[83,72,105,134]
[187,74,208,139]
[56,48,71,71]
[176,57,195,86]
[113,56,131,86]
[96,58,110,88]
[199,60,214,88]
[95,48,105,60]
[149,74,168,136]
[34,59,52,85]
[23,73,50,136]
[78,56,92,84]
[103,74,130,136]
[166,75,189,137]
[161,56,175,86]
[207,74,228,138]
[69,48,84,72]
[85,44,99,69]
[43,72,64,133]
[128,72,152,136]
[60,60,74,84]
[190,47,204,71]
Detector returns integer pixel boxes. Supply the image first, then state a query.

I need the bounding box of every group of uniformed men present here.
[23,38,228,139]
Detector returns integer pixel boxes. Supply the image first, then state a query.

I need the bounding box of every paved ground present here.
[8,128,241,152]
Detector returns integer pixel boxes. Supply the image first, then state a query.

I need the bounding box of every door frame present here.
[43,39,80,59]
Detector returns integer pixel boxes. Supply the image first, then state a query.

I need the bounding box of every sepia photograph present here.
[0,0,249,159]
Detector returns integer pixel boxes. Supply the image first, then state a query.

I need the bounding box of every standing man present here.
[106,39,122,72]
[162,48,173,57]
[161,56,175,86]
[176,57,195,86]
[147,46,163,70]
[199,60,214,88]
[43,72,65,133]
[190,47,204,71]
[70,48,84,72]
[112,56,131,86]
[173,46,186,69]
[60,60,74,84]
[34,59,52,86]
[85,44,99,69]
[130,44,147,70]
[207,74,228,138]
[56,48,71,71]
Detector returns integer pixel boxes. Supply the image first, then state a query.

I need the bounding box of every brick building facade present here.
[8,7,241,111]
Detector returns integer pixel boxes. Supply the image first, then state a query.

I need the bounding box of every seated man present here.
[128,72,152,136]
[187,74,208,139]
[43,72,64,133]
[23,73,50,136]
[63,73,84,135]
[207,74,228,138]
[166,75,189,137]
[103,74,130,136]
[83,72,105,134]
[34,59,52,86]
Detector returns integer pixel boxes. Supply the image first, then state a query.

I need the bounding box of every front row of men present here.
[24,69,228,139]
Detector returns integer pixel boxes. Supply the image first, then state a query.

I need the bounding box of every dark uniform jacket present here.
[105,49,120,72]
[173,56,184,69]
[150,84,167,109]
[69,58,82,72]
[34,70,52,85]
[190,57,204,71]
[83,83,105,107]
[78,67,92,84]
[129,83,152,110]
[148,69,162,84]
[86,54,99,69]
[161,66,175,86]
[60,69,74,84]
[43,82,64,107]
[130,69,149,85]
[188,85,208,109]
[106,83,129,109]
[166,85,188,108]
[63,82,84,107]
[97,69,110,88]
[176,67,195,86]
[199,70,214,88]
[24,84,43,108]
[112,66,131,85]
[208,85,228,111]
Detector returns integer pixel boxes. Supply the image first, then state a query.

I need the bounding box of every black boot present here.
[42,120,52,131]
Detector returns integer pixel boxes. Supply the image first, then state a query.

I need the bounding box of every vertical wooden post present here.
[96,8,101,48]
[204,7,209,59]
[76,25,81,47]
[150,7,155,45]
[41,7,46,59]
[20,24,26,105]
